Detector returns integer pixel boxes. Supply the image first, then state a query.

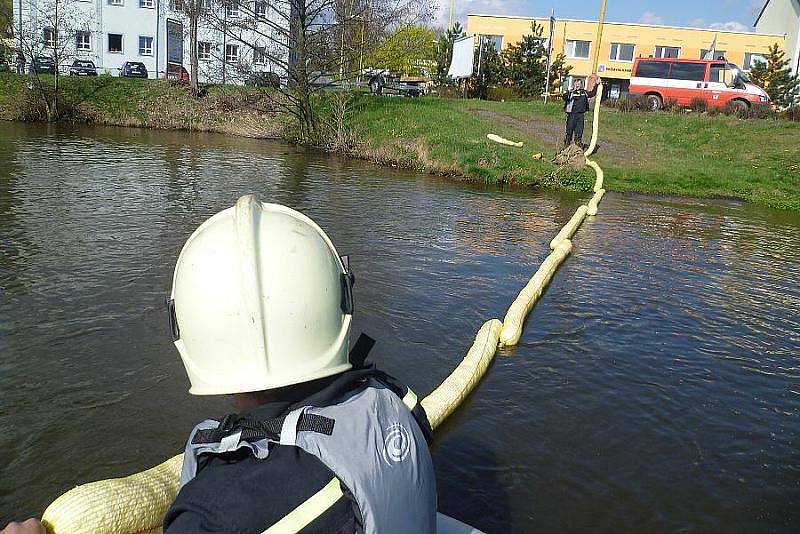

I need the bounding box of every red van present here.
[630,58,770,110]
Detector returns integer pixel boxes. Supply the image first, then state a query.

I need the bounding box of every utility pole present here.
[590,0,607,74]
[448,0,454,31]
[544,9,555,103]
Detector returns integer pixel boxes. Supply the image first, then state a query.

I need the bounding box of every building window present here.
[655,46,680,59]
[744,52,767,71]
[609,43,635,62]
[225,44,239,63]
[566,40,591,59]
[479,34,503,52]
[170,0,184,10]
[701,49,726,60]
[43,28,56,48]
[139,36,153,55]
[254,47,268,65]
[200,0,211,10]
[198,42,212,61]
[76,31,91,51]
[255,1,267,19]
[139,0,154,7]
[108,33,123,53]
[108,0,123,5]
[226,1,240,17]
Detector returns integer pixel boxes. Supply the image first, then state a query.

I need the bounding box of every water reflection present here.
[0,122,798,532]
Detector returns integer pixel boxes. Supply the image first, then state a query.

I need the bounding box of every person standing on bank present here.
[161,195,437,533]
[562,74,600,149]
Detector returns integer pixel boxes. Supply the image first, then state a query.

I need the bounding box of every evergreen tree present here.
[749,43,800,108]
[434,22,463,85]
[548,53,572,94]
[472,38,503,98]
[501,22,548,97]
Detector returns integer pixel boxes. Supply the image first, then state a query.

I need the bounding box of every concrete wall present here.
[755,0,800,74]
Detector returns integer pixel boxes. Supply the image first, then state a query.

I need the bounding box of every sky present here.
[432,0,769,32]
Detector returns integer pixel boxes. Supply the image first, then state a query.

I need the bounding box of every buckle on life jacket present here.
[191,412,336,446]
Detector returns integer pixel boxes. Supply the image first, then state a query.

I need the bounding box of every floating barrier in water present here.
[487,133,523,148]
[422,319,503,431]
[587,189,606,217]
[499,240,573,347]
[550,206,588,250]
[42,454,182,533]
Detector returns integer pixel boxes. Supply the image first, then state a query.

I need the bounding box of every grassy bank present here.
[2,74,799,210]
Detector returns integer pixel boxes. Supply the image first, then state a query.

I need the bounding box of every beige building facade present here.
[466,14,786,98]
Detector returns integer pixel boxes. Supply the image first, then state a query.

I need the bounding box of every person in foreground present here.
[162,195,437,533]
[562,74,601,149]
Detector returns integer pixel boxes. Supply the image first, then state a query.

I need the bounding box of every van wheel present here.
[646,94,663,111]
[730,99,749,113]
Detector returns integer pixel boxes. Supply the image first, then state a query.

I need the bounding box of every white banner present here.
[448,35,475,80]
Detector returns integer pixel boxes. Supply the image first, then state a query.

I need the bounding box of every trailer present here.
[362,71,429,97]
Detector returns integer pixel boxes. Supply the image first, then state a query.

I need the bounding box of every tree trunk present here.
[189,10,199,92]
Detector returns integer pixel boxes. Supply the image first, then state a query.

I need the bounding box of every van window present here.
[669,62,706,81]
[635,60,670,78]
[710,64,732,85]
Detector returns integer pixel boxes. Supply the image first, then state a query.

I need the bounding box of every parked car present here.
[31,56,56,75]
[69,59,98,76]
[630,57,770,110]
[162,64,190,82]
[120,61,148,78]
[246,71,281,88]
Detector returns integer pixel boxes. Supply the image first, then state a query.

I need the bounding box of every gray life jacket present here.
[180,378,437,534]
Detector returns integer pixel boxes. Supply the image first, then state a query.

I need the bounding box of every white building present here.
[755,0,800,74]
[12,0,289,82]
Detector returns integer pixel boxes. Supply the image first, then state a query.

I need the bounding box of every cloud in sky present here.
[432,0,528,28]
[639,11,664,25]
[709,21,751,32]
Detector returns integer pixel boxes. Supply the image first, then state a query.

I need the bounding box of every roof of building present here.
[467,13,786,38]
[754,0,800,26]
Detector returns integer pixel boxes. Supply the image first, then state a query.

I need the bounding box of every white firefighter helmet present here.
[167,195,354,395]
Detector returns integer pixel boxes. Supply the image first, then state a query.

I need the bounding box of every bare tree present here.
[205,0,433,141]
[169,0,211,91]
[14,0,91,120]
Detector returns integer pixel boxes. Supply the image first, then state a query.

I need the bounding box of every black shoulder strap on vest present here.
[192,412,335,445]
[349,333,376,368]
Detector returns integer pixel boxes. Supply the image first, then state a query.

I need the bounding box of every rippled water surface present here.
[1,122,799,531]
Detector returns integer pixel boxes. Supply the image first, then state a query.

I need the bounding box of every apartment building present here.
[467,14,785,99]
[12,0,288,82]
[755,0,800,74]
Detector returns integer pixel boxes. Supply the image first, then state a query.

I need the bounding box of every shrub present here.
[662,97,679,112]
[722,101,749,118]
[748,103,775,120]
[689,97,707,113]
[780,106,800,122]
[486,85,528,101]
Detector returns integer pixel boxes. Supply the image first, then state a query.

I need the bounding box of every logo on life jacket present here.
[382,423,412,465]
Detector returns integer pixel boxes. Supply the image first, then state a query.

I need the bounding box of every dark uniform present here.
[562,84,599,147]
[163,363,434,533]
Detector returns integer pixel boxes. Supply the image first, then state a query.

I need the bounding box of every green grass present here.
[349,96,800,210]
[2,73,799,209]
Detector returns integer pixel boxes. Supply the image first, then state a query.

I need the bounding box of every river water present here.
[0,122,798,532]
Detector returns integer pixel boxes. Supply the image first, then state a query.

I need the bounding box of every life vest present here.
[179,378,437,534]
